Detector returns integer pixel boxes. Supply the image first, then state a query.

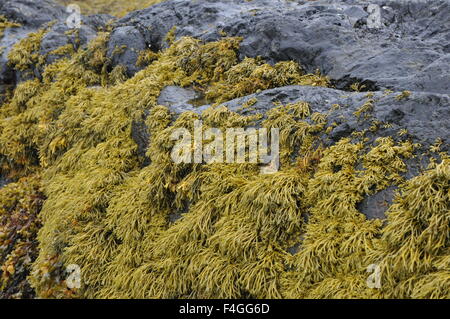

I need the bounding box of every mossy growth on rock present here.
[0,23,449,299]
[57,0,166,17]
[0,15,20,40]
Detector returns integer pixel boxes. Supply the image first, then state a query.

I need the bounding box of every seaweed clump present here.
[0,16,20,40]
[57,0,166,17]
[373,159,450,299]
[0,175,44,299]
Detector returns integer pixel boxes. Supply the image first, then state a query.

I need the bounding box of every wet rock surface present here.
[157,85,202,113]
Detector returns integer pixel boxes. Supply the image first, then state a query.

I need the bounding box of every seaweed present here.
[56,0,166,17]
[0,175,44,299]
[0,16,20,40]
[0,20,448,299]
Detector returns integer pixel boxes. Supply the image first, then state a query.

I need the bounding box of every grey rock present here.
[207,85,449,154]
[0,0,66,88]
[357,186,396,220]
[0,0,67,28]
[0,175,10,189]
[113,0,450,93]
[0,0,111,91]
[343,6,368,27]
[157,85,202,113]
[0,26,29,93]
[41,15,112,65]
[107,26,146,77]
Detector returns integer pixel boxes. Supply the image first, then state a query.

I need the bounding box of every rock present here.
[0,0,66,28]
[0,176,10,189]
[0,0,111,91]
[41,14,112,64]
[107,26,146,77]
[113,0,450,93]
[177,84,449,219]
[157,85,202,113]
[0,25,24,95]
[343,6,368,27]
[204,85,449,154]
[357,186,396,220]
[0,0,66,90]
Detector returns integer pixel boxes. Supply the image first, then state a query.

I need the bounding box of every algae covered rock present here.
[0,0,110,90]
[211,85,450,154]
[107,25,147,77]
[112,0,450,93]
[188,85,449,219]
[0,0,448,300]
[0,0,66,86]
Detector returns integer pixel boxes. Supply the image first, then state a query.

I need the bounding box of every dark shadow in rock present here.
[131,118,150,166]
[0,175,11,189]
[331,75,380,92]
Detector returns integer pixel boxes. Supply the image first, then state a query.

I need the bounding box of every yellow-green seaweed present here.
[0,20,448,300]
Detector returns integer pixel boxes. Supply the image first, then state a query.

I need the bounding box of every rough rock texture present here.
[357,185,396,220]
[41,14,112,65]
[112,0,450,94]
[0,0,66,28]
[107,25,147,76]
[157,85,203,113]
[0,0,111,88]
[205,85,449,153]
[1,0,64,85]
